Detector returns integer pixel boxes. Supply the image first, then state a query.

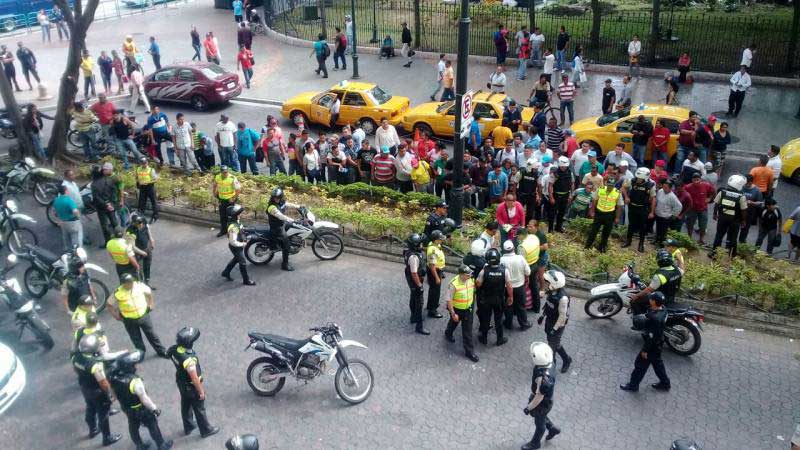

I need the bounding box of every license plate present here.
[227,82,235,89]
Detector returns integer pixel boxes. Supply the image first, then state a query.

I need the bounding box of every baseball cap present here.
[655,160,666,167]
[692,172,701,179]
[220,165,229,171]
[102,162,113,170]
[587,150,597,157]
[704,161,713,170]
[381,145,390,154]
[620,160,629,167]
[542,155,552,164]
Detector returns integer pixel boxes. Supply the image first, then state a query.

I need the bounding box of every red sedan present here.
[143,62,242,111]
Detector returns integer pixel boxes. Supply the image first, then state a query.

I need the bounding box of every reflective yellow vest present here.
[72,307,90,327]
[114,283,149,319]
[450,276,475,310]
[426,243,445,270]
[106,238,131,265]
[596,187,620,213]
[520,234,540,265]
[215,174,236,200]
[136,167,153,185]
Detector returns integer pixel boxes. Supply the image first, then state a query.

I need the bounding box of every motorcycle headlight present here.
[5,200,18,213]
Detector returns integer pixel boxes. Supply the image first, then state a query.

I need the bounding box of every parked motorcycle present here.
[244,207,344,265]
[67,113,144,159]
[46,181,96,226]
[21,246,110,311]
[0,199,38,256]
[584,264,705,356]
[245,322,373,404]
[0,109,16,140]
[0,254,53,350]
[0,157,59,205]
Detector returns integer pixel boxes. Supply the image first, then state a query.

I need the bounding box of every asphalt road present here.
[0,194,798,450]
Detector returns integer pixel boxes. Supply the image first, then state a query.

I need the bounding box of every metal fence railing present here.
[267,0,799,76]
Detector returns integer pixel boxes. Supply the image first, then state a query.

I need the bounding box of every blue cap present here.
[381,146,390,154]
[588,150,597,157]
[542,155,552,164]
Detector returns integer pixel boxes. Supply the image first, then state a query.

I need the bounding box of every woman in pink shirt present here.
[496,193,525,242]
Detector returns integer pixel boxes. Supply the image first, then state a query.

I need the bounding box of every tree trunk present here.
[648,0,661,65]
[0,69,34,160]
[786,0,800,73]
[47,0,100,159]
[590,0,601,53]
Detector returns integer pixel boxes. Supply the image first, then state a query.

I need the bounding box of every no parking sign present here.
[459,90,474,139]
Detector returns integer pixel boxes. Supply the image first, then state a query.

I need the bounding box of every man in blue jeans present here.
[311,33,329,78]
[555,26,570,72]
[236,122,260,175]
[674,111,699,175]
[145,106,172,166]
[54,184,83,251]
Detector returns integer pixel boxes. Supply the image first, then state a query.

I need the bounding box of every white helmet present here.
[530,341,554,366]
[470,239,487,257]
[543,269,566,290]
[557,156,570,167]
[727,174,746,191]
[502,239,514,253]
[634,167,650,180]
[704,161,714,171]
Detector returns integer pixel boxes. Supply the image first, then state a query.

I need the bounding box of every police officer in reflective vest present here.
[213,165,241,237]
[267,188,302,272]
[404,233,429,335]
[423,200,448,242]
[108,351,174,450]
[106,226,140,282]
[585,177,622,253]
[539,270,572,374]
[522,342,561,450]
[622,167,656,253]
[425,230,446,319]
[517,227,541,313]
[711,174,748,258]
[72,334,123,446]
[135,157,159,223]
[476,248,513,346]
[551,156,572,233]
[72,310,110,355]
[221,204,256,285]
[107,273,167,358]
[444,264,479,362]
[620,292,671,393]
[629,249,682,315]
[166,327,220,438]
[72,294,96,332]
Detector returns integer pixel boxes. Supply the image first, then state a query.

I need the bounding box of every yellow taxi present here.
[398,91,534,138]
[780,138,800,183]
[570,104,693,162]
[280,81,410,134]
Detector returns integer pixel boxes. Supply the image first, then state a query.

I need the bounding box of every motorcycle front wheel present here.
[334,358,374,405]
[45,202,58,226]
[311,232,344,261]
[23,266,50,298]
[7,227,37,256]
[33,181,58,205]
[91,279,110,312]
[28,313,54,351]
[246,357,286,396]
[665,319,702,356]
[244,239,275,265]
[584,294,623,318]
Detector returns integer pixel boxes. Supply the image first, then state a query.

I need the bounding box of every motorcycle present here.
[67,113,145,159]
[0,157,59,205]
[0,254,54,350]
[46,181,96,226]
[0,199,38,256]
[20,246,110,311]
[0,109,16,139]
[244,206,344,265]
[245,322,374,405]
[584,264,705,356]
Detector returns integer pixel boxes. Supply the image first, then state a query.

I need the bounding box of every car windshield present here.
[436,101,455,114]
[369,86,392,104]
[200,65,226,80]
[597,108,631,126]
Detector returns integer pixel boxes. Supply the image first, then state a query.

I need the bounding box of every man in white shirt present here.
[330,95,341,129]
[488,66,506,93]
[393,143,415,193]
[627,35,641,78]
[532,141,553,166]
[766,144,782,192]
[605,143,638,171]
[542,48,555,84]
[530,27,545,67]
[496,142,517,165]
[499,240,532,330]
[351,123,365,149]
[375,118,401,153]
[172,112,200,173]
[215,114,238,170]
[570,141,591,186]
[430,53,447,101]
[740,44,755,68]
[727,65,751,117]
[516,144,533,168]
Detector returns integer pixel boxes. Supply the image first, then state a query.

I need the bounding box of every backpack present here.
[339,34,348,48]
[322,42,331,58]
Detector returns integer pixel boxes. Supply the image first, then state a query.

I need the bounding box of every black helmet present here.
[132,212,147,225]
[664,238,678,248]
[120,273,136,284]
[649,291,666,306]
[656,249,673,268]
[176,326,200,348]
[671,438,702,450]
[227,204,244,219]
[485,248,501,265]
[270,187,286,206]
[113,350,143,375]
[69,256,85,274]
[429,230,445,242]
[631,313,647,330]
[434,199,448,209]
[406,233,423,250]
[78,334,101,355]
[225,434,259,450]
[85,311,99,328]
[442,218,456,234]
[77,295,94,307]
[113,226,125,238]
[129,211,143,225]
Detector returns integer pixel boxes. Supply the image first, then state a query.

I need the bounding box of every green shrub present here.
[665,230,700,251]
[187,189,213,209]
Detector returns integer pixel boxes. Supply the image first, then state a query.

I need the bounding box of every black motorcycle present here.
[0,199,38,256]
[20,245,110,311]
[0,254,53,350]
[0,157,59,205]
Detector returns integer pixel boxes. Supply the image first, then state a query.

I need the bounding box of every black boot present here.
[478,333,488,345]
[415,323,430,335]
[621,236,632,248]
[103,434,122,446]
[637,239,645,253]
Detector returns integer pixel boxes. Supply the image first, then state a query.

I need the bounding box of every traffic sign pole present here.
[450,0,471,228]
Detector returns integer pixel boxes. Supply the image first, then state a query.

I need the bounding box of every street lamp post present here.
[450,0,470,227]
[350,0,360,79]
[369,0,378,43]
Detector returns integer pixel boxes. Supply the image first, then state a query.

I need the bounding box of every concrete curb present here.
[265,27,800,88]
[146,198,800,338]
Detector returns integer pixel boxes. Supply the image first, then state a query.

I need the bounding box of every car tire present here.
[359,118,377,135]
[190,95,208,111]
[413,123,434,138]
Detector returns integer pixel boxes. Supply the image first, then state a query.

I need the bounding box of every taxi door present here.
[341,92,368,126]
[612,117,639,155]
[434,103,457,136]
[310,93,336,126]
[476,102,501,138]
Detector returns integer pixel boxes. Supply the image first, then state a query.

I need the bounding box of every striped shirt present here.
[558,82,576,101]
[545,126,563,152]
[371,155,396,183]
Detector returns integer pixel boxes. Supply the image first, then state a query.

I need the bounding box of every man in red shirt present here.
[236,45,254,89]
[651,119,670,166]
[413,130,436,161]
[683,172,716,244]
[371,145,397,188]
[675,112,699,175]
[90,93,116,138]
